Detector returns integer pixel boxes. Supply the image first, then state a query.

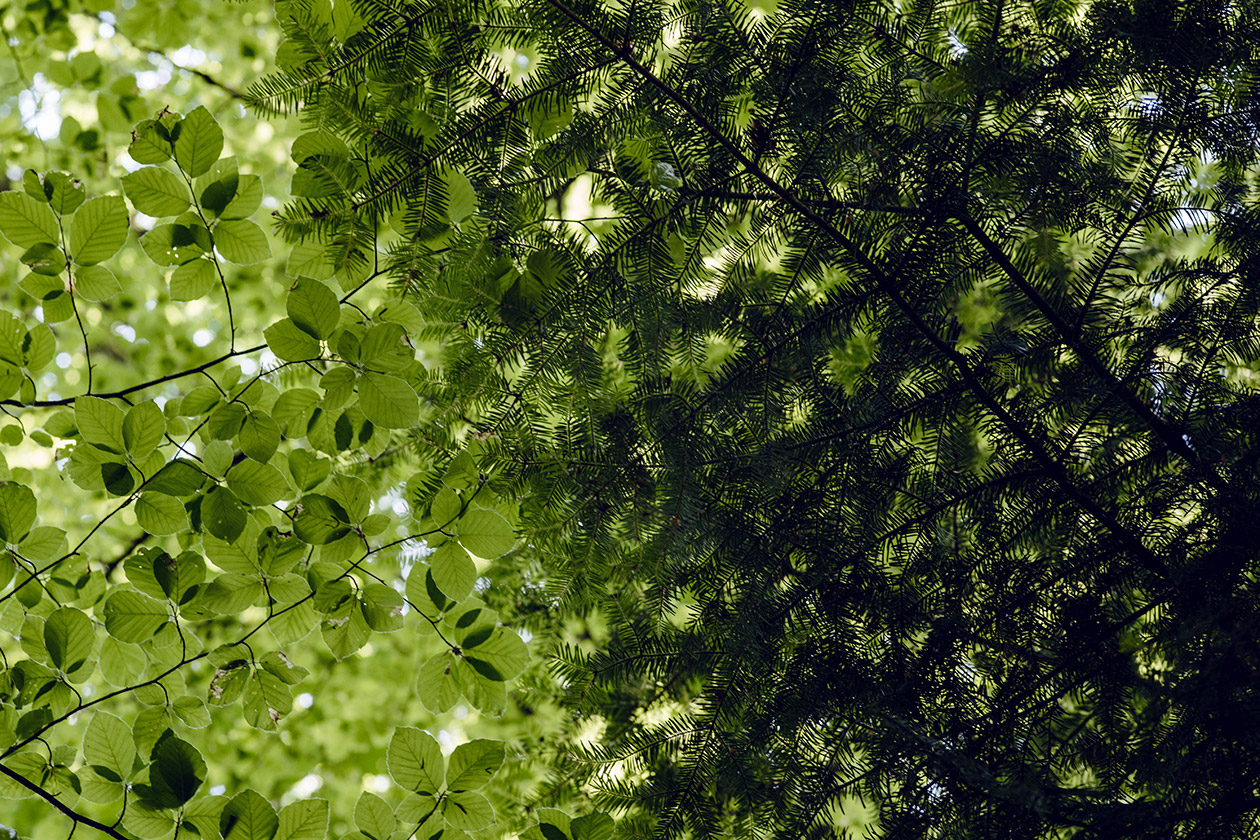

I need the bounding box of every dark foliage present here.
[257,0,1260,835]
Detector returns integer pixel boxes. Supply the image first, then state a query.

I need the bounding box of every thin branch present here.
[0,763,130,840]
[0,343,266,408]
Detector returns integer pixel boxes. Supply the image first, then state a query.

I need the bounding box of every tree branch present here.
[0,762,130,840]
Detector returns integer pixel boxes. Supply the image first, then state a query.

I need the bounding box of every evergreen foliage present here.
[2,0,1260,838]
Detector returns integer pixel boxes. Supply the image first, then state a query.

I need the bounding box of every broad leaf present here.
[359,371,419,429]
[82,711,134,781]
[456,508,515,559]
[220,789,279,840]
[215,219,270,264]
[122,166,191,216]
[275,800,329,840]
[174,106,225,178]
[287,278,340,339]
[265,318,321,361]
[43,606,96,679]
[135,492,189,536]
[445,740,505,792]
[387,727,444,794]
[226,460,290,506]
[69,195,128,265]
[147,733,206,808]
[0,191,59,248]
[202,486,248,543]
[0,482,36,543]
[103,589,168,642]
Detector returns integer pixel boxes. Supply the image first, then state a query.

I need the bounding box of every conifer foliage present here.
[254,0,1260,836]
[2,0,1260,838]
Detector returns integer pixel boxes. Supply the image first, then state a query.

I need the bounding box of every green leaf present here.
[75,264,122,300]
[208,402,246,440]
[287,278,341,339]
[429,541,477,602]
[170,257,219,300]
[70,195,129,265]
[360,323,412,372]
[570,813,615,840]
[415,653,462,714]
[275,800,329,840]
[75,395,126,452]
[202,486,248,543]
[387,727,444,794]
[82,711,135,781]
[360,582,404,632]
[20,525,66,561]
[464,626,529,682]
[265,318,321,362]
[359,371,419,429]
[147,460,206,496]
[274,390,320,437]
[446,740,505,792]
[124,400,165,459]
[243,668,293,729]
[221,789,279,840]
[215,219,270,264]
[130,114,177,164]
[125,800,178,838]
[442,790,494,831]
[147,733,205,808]
[521,810,573,840]
[227,460,290,506]
[222,173,264,219]
[293,495,351,544]
[43,171,87,215]
[355,792,396,840]
[321,599,371,659]
[141,223,207,265]
[43,606,96,679]
[103,589,168,642]
[0,482,36,543]
[0,191,59,248]
[443,169,478,224]
[174,106,225,178]
[135,492,189,536]
[240,411,281,462]
[456,508,515,559]
[200,572,264,614]
[122,167,191,216]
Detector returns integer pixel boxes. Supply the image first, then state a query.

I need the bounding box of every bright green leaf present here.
[226,460,290,506]
[170,257,218,300]
[202,486,248,543]
[456,508,515,559]
[265,318,321,362]
[387,727,444,794]
[122,167,191,216]
[43,606,95,680]
[215,219,270,264]
[174,106,225,178]
[220,789,279,840]
[287,278,340,339]
[103,589,168,643]
[70,195,128,265]
[0,482,37,543]
[446,740,505,792]
[359,371,419,429]
[135,492,189,536]
[0,191,59,248]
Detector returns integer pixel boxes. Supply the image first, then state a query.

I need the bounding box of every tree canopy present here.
[2,0,1260,838]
